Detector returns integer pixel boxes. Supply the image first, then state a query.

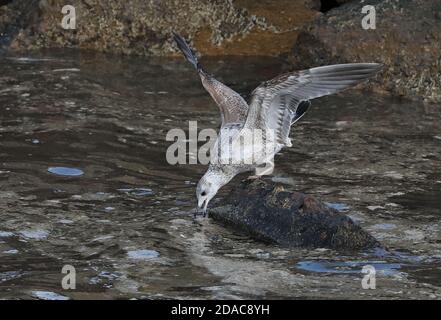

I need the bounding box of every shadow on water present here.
[0,49,440,299]
[390,189,441,216]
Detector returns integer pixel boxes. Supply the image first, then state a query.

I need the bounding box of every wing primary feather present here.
[244,62,382,147]
[173,32,202,72]
[173,32,249,126]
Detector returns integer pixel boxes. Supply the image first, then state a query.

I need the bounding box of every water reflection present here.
[48,167,84,176]
[296,260,402,276]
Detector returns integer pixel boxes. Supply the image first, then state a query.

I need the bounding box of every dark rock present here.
[0,0,40,54]
[210,179,380,251]
[289,0,441,104]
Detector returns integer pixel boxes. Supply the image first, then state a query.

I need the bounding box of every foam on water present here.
[127,249,160,260]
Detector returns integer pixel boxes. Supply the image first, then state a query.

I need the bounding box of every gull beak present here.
[197,198,209,217]
[202,199,209,217]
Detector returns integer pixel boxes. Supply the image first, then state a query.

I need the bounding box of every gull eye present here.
[201,191,206,196]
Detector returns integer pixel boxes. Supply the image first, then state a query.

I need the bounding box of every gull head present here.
[196,176,219,215]
[196,168,232,215]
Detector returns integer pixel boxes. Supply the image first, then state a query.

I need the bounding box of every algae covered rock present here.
[290,0,441,103]
[1,0,320,56]
[210,179,380,251]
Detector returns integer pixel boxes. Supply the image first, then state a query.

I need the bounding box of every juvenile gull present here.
[173,33,382,216]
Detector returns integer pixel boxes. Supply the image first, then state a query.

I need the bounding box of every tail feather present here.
[173,32,201,71]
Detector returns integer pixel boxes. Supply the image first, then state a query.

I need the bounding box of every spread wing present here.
[244,63,382,145]
[173,33,248,126]
[198,72,249,126]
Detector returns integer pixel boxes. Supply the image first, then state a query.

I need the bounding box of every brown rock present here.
[289,0,441,103]
[1,0,320,56]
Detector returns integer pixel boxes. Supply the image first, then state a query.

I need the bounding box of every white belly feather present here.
[210,126,283,166]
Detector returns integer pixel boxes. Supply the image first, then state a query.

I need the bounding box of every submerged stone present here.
[210,179,380,251]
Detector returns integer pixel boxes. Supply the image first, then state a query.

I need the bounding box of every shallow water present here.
[0,49,440,299]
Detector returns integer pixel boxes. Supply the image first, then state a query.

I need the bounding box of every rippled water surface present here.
[0,50,440,299]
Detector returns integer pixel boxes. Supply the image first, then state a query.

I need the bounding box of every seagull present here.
[173,33,382,216]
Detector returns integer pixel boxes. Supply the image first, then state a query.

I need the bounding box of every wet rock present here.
[210,179,380,250]
[289,0,441,103]
[2,0,320,56]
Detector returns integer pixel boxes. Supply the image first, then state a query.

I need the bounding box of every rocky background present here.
[290,0,441,104]
[0,0,440,103]
[1,0,322,56]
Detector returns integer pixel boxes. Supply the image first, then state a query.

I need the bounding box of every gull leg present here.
[249,160,275,179]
